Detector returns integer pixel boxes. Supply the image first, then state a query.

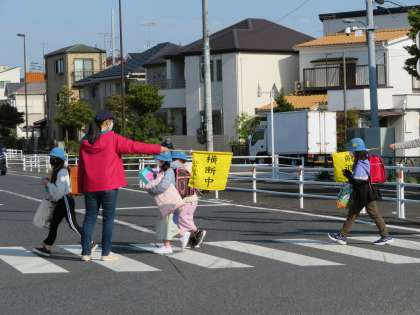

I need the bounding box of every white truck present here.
[249,111,337,164]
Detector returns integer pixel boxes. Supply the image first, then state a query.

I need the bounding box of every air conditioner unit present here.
[294,81,304,95]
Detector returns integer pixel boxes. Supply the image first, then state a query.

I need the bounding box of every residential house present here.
[0,66,20,102]
[294,9,420,157]
[74,42,179,110]
[5,82,46,139]
[319,5,419,35]
[44,44,106,142]
[145,18,313,150]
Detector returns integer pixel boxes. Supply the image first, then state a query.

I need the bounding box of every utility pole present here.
[41,42,47,71]
[366,0,379,128]
[343,52,348,140]
[202,0,213,151]
[118,0,126,135]
[111,9,116,65]
[17,33,29,141]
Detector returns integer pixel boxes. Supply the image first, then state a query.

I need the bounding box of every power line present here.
[277,0,313,23]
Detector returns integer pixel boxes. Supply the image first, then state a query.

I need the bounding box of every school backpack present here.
[369,155,386,184]
[175,168,196,198]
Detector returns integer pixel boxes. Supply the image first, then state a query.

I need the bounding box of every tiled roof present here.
[75,43,176,85]
[170,18,313,56]
[257,94,328,111]
[295,28,409,48]
[45,44,105,58]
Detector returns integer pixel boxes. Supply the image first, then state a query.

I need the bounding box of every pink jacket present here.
[78,131,161,193]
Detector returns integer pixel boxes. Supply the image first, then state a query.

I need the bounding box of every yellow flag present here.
[189,151,233,190]
[332,151,354,183]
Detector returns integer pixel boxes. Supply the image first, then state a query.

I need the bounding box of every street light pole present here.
[202,0,214,151]
[366,0,380,128]
[118,0,126,136]
[17,33,29,140]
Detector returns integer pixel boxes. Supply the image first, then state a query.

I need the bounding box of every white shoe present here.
[180,232,191,249]
[101,253,118,261]
[81,255,91,262]
[154,246,173,255]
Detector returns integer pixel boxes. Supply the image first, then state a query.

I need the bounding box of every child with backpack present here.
[33,148,91,257]
[328,138,393,246]
[145,152,187,255]
[171,151,207,248]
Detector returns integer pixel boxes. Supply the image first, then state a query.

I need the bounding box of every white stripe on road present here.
[350,236,420,251]
[0,247,68,274]
[132,244,252,269]
[276,239,420,264]
[60,245,159,272]
[206,241,342,266]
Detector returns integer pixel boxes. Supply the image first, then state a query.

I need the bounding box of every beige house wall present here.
[46,51,106,142]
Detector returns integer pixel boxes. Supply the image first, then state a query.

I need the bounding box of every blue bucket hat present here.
[154,152,172,162]
[349,138,367,152]
[171,151,188,161]
[49,147,66,161]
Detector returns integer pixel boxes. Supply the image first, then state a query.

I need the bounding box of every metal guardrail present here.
[5,152,419,220]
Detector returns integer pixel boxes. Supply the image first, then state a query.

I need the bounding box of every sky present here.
[1,0,419,73]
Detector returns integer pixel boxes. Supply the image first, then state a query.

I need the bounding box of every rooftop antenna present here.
[141,22,157,49]
[111,9,116,65]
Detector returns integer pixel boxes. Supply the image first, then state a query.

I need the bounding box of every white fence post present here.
[215,190,219,200]
[252,164,257,204]
[298,165,304,209]
[397,163,405,219]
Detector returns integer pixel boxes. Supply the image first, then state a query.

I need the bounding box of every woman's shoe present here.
[101,253,118,261]
[81,255,91,262]
[32,246,52,257]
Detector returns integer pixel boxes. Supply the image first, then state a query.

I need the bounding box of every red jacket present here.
[78,131,161,193]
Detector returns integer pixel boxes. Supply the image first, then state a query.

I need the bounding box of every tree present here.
[274,89,294,112]
[126,84,164,116]
[337,109,360,151]
[0,103,24,141]
[55,86,94,143]
[404,8,420,78]
[106,84,170,142]
[234,113,261,144]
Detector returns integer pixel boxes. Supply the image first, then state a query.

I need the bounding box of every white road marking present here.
[276,239,420,264]
[350,236,420,251]
[60,245,159,272]
[207,241,342,266]
[132,244,252,269]
[0,247,68,274]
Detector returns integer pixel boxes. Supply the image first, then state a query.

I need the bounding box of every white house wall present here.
[0,68,20,101]
[387,38,414,93]
[185,55,202,136]
[389,111,420,157]
[322,13,410,35]
[328,88,395,111]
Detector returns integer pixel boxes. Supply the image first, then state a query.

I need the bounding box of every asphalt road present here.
[1,171,420,315]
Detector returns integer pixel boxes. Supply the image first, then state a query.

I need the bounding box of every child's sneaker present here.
[32,246,51,257]
[194,230,207,248]
[154,246,173,255]
[180,232,191,249]
[373,236,394,246]
[328,232,347,245]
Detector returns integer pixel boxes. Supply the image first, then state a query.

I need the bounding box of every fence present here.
[5,152,419,220]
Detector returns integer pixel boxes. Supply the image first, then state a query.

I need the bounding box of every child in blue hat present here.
[328,138,393,246]
[33,148,93,256]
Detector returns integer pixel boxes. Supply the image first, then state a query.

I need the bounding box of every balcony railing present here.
[303,64,386,91]
[73,70,94,82]
[148,79,186,90]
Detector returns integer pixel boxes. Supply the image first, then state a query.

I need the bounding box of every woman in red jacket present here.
[78,110,165,261]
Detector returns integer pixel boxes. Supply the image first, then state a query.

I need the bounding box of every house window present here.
[412,76,420,90]
[91,86,96,98]
[216,60,222,81]
[55,58,64,74]
[200,58,215,82]
[74,59,93,81]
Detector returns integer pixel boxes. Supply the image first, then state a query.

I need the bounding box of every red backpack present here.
[175,168,196,198]
[369,155,386,184]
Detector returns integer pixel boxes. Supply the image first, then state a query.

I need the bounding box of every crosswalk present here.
[1,236,420,275]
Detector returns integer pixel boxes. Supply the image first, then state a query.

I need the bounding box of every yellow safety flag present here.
[189,151,233,190]
[332,151,354,183]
